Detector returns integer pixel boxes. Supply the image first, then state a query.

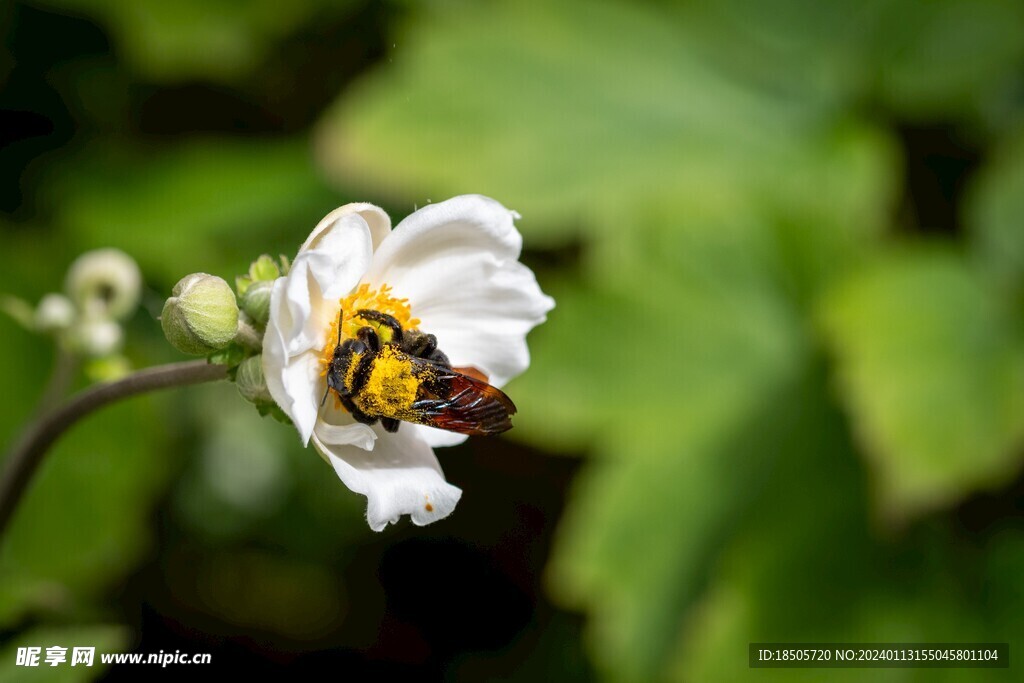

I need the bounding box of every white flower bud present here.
[236,355,273,406]
[34,293,75,332]
[240,280,273,327]
[162,273,239,356]
[65,248,142,320]
[68,318,123,356]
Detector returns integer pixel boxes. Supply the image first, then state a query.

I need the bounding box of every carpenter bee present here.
[322,308,516,435]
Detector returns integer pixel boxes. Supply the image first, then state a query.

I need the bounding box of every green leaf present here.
[818,249,1024,519]
[0,624,126,682]
[548,372,836,681]
[870,0,1024,119]
[664,374,1024,683]
[966,127,1024,290]
[676,0,1024,121]
[511,211,807,452]
[316,0,894,247]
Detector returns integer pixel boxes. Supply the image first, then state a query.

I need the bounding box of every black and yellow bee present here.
[322,308,516,435]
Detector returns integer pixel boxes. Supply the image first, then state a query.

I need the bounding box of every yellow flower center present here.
[319,283,420,373]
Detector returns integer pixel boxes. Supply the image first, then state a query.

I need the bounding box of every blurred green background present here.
[3,0,1024,680]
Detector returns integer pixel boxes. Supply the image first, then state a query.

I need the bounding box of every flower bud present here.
[236,355,273,406]
[249,254,281,282]
[236,254,284,297]
[68,318,123,356]
[35,293,75,332]
[240,280,273,327]
[65,248,142,320]
[162,273,239,355]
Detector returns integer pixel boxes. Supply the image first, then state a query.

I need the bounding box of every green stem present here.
[0,360,228,538]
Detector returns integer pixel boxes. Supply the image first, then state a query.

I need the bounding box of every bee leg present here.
[349,347,376,397]
[340,395,378,426]
[356,326,381,353]
[426,347,451,368]
[405,331,452,369]
[403,330,434,357]
[355,309,404,346]
[380,417,400,433]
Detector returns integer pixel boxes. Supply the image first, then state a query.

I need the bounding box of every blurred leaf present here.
[871,0,1024,119]
[668,375,1024,683]
[676,507,1011,683]
[512,212,806,453]
[0,624,125,682]
[36,0,348,81]
[966,127,1024,290]
[539,208,808,677]
[45,138,338,283]
[505,279,628,453]
[317,0,894,247]
[0,388,176,626]
[548,372,834,680]
[818,249,1024,519]
[683,0,1024,121]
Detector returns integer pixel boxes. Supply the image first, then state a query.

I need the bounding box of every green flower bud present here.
[236,355,273,406]
[240,280,273,327]
[237,254,284,297]
[35,293,75,332]
[249,254,281,282]
[162,273,239,355]
[65,248,142,320]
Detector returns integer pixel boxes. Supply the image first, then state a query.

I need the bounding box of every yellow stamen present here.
[319,283,420,375]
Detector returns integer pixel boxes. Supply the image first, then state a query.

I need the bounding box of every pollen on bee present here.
[357,345,419,414]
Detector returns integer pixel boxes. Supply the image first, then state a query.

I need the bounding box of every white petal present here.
[313,424,462,531]
[284,213,374,355]
[315,403,377,451]
[263,208,377,445]
[300,202,391,254]
[364,195,522,281]
[411,424,470,449]
[366,195,554,386]
[263,278,325,445]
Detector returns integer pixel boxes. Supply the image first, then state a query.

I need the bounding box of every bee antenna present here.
[336,305,343,346]
[320,383,331,408]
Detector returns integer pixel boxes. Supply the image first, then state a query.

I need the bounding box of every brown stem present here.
[0,360,228,538]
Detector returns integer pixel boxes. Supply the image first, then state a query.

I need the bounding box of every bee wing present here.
[407,359,517,435]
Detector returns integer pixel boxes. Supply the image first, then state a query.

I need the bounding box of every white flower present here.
[263,195,554,531]
[65,248,142,320]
